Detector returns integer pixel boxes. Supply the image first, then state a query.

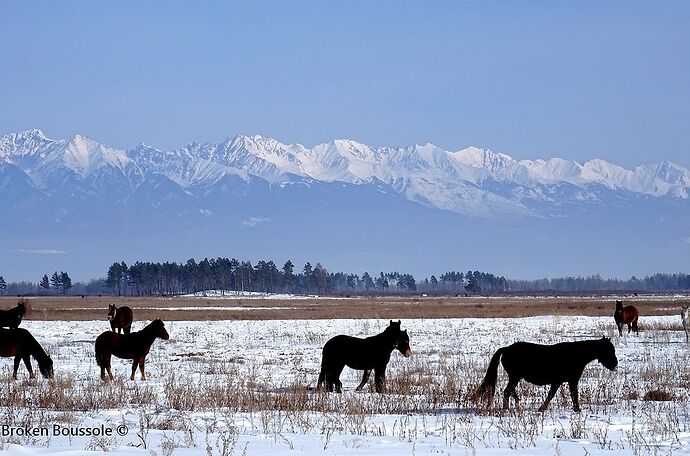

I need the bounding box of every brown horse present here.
[107,304,133,334]
[0,328,54,380]
[478,337,617,412]
[0,301,27,329]
[95,319,169,381]
[614,300,639,336]
[317,320,412,393]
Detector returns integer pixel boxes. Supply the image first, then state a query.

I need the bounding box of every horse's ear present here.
[389,320,393,324]
[397,320,401,325]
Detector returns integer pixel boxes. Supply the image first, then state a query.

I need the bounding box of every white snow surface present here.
[2,315,690,455]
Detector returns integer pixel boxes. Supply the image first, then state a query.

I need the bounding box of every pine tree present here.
[60,271,73,294]
[465,273,480,293]
[50,271,62,293]
[0,275,6,295]
[302,262,313,293]
[282,260,295,293]
[362,272,374,291]
[40,274,50,292]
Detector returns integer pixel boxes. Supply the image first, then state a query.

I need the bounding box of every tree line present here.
[103,258,425,296]
[1,262,689,296]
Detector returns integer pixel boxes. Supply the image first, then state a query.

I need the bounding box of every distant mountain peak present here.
[1,129,689,219]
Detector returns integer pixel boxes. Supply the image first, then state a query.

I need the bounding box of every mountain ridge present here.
[1,129,689,219]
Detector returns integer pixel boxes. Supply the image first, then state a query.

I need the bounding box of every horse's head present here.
[388,320,401,331]
[16,302,26,316]
[682,305,689,318]
[615,300,623,310]
[39,357,54,379]
[107,304,116,321]
[152,319,170,340]
[396,329,412,358]
[597,337,618,371]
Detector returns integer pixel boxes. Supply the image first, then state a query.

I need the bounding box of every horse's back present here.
[500,341,577,385]
[323,334,363,354]
[322,334,377,369]
[119,306,133,320]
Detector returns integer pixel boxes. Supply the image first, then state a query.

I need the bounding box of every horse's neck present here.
[26,333,49,363]
[369,331,396,351]
[137,325,159,343]
[573,340,601,366]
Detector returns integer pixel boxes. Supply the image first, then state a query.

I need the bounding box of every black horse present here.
[107,304,133,334]
[0,301,26,329]
[0,328,54,379]
[478,337,617,412]
[317,320,412,393]
[95,319,169,381]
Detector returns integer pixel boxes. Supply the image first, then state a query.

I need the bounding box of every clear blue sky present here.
[1,1,689,168]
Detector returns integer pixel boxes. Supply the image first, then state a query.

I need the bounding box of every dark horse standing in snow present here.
[614,300,639,336]
[0,328,54,380]
[478,337,617,412]
[95,319,169,381]
[0,301,27,329]
[107,304,133,334]
[317,320,412,393]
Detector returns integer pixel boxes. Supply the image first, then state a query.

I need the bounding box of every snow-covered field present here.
[1,315,689,455]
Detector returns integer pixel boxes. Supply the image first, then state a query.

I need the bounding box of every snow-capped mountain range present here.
[1,129,688,218]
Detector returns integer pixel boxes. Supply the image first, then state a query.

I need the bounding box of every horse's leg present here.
[130,359,138,380]
[502,377,520,410]
[101,353,113,381]
[374,367,386,393]
[568,380,581,412]
[23,355,34,379]
[355,369,371,391]
[511,387,520,405]
[13,355,21,380]
[125,325,131,335]
[139,358,146,381]
[617,323,623,337]
[539,383,560,412]
[328,364,345,393]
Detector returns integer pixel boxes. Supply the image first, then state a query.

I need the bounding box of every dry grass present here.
[1,294,688,321]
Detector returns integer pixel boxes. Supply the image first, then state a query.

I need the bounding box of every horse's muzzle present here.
[404,348,413,358]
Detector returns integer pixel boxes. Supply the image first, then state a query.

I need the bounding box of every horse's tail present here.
[316,362,326,390]
[94,340,103,367]
[632,311,639,333]
[477,347,505,403]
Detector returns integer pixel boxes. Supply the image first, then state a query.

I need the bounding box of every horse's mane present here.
[139,319,164,334]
